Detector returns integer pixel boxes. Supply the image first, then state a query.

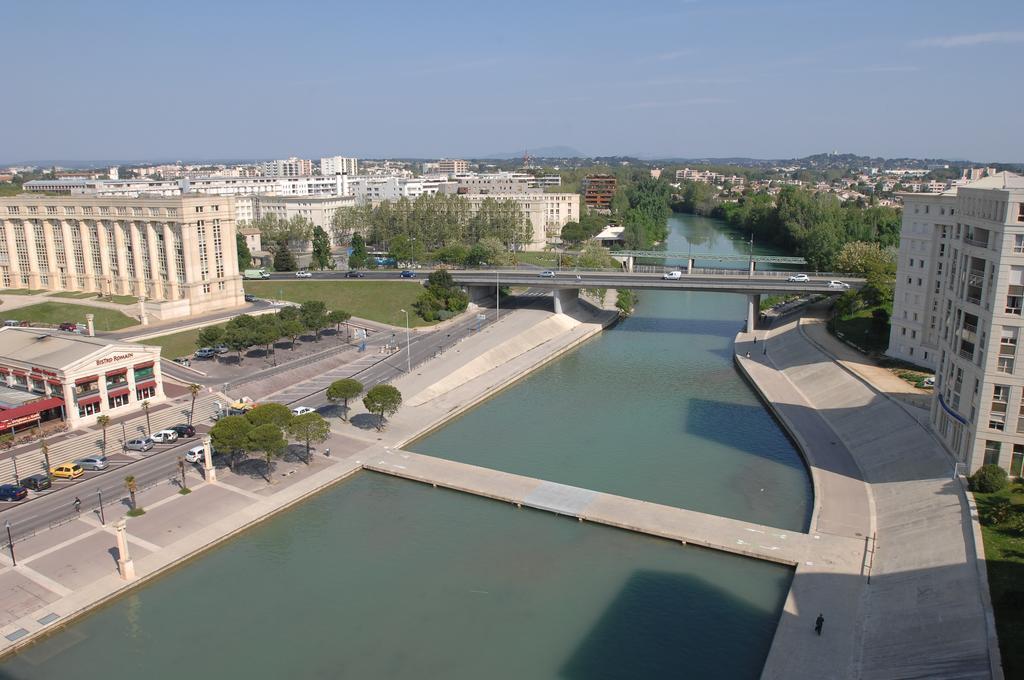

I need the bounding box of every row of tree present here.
[197,302,351,363]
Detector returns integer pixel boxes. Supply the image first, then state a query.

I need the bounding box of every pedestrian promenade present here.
[739,315,996,679]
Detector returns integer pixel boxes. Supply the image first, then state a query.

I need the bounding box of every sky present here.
[3,0,1023,163]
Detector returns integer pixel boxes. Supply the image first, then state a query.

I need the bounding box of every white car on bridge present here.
[662,270,682,280]
[828,280,851,289]
[787,273,810,283]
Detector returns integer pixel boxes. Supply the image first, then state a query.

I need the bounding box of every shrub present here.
[982,498,1013,525]
[970,464,1009,494]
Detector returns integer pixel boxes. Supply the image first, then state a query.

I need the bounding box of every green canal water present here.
[0,214,811,679]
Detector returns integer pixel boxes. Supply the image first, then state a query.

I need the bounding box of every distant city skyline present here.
[4,0,1023,162]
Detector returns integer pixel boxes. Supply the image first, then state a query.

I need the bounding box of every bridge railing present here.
[454,266,862,280]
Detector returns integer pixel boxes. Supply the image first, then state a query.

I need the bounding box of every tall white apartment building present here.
[263,157,313,177]
[0,194,245,320]
[890,173,1024,474]
[320,156,358,176]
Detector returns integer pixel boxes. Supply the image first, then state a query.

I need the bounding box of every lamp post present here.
[748,233,754,277]
[496,270,500,322]
[97,489,105,525]
[5,521,14,566]
[399,309,411,373]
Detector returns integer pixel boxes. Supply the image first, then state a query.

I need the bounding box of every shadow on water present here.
[685,398,808,474]
[560,568,789,680]
[617,316,743,337]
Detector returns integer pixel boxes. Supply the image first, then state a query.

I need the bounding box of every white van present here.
[662,270,683,280]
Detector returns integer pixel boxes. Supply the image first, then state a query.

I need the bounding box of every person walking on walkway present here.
[73,496,81,514]
[814,613,824,636]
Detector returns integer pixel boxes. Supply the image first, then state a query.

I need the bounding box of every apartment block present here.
[437,159,469,175]
[320,156,359,176]
[891,173,1024,474]
[581,174,617,212]
[0,194,245,320]
[263,157,314,177]
[463,193,579,250]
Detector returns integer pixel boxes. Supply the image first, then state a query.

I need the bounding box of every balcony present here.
[959,349,975,361]
[964,237,989,249]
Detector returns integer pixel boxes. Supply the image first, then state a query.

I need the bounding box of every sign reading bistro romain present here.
[95,353,134,367]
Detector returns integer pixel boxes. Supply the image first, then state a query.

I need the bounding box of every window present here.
[78,401,101,417]
[6,206,19,215]
[1012,445,1024,477]
[136,385,156,400]
[45,206,57,215]
[984,440,1002,466]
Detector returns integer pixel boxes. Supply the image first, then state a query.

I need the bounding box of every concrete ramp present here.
[407,314,579,406]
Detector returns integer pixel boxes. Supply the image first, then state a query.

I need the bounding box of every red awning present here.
[107,387,130,398]
[0,368,8,375]
[105,368,127,377]
[0,396,64,426]
[75,375,98,385]
[133,361,154,370]
[47,379,62,386]
[135,380,157,390]
[12,370,26,377]
[77,395,101,406]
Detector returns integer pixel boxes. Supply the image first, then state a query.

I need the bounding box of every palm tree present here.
[124,475,138,510]
[141,400,151,434]
[96,415,111,454]
[187,384,202,425]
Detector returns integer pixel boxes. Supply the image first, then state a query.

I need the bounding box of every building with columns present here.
[0,328,164,431]
[0,194,244,320]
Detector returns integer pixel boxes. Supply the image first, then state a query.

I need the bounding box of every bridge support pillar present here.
[465,285,492,305]
[687,258,693,274]
[746,294,760,333]
[749,259,756,274]
[552,288,579,315]
[625,256,634,273]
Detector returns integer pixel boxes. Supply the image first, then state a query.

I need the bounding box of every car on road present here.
[539,270,556,278]
[170,423,196,438]
[58,322,78,332]
[244,293,257,302]
[75,455,109,471]
[3,320,19,327]
[151,429,179,444]
[185,444,206,463]
[194,347,217,359]
[51,463,84,479]
[295,270,312,278]
[0,484,28,502]
[787,273,810,283]
[173,356,191,367]
[399,270,416,278]
[827,280,851,289]
[345,270,365,278]
[662,270,682,280]
[125,437,155,452]
[20,474,51,492]
[292,406,316,416]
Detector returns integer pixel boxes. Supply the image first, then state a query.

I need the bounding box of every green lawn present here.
[1,289,49,295]
[244,280,433,327]
[143,323,226,359]
[1,302,137,331]
[106,294,140,305]
[833,306,890,354]
[973,484,1024,677]
[515,251,559,267]
[48,291,97,299]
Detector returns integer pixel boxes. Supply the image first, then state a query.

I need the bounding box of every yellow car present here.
[51,463,84,479]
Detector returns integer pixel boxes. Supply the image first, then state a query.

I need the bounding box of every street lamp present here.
[399,309,411,373]
[748,233,754,277]
[5,521,14,566]
[97,489,105,525]
[496,270,500,322]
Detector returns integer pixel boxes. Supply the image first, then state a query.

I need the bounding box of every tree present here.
[187,384,202,426]
[327,309,352,338]
[224,325,254,364]
[245,403,293,430]
[415,269,469,321]
[246,423,287,482]
[196,325,224,350]
[326,378,363,421]
[834,241,894,274]
[280,318,305,350]
[348,232,369,270]
[124,475,139,511]
[253,317,281,365]
[210,415,253,471]
[96,415,111,454]
[616,290,638,317]
[969,464,1009,493]
[311,225,333,270]
[363,384,403,431]
[273,238,297,272]
[300,300,329,341]
[41,437,51,475]
[236,233,253,269]
[560,221,586,247]
[288,412,331,464]
[141,400,152,434]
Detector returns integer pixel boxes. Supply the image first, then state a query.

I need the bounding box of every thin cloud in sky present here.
[912,31,1024,48]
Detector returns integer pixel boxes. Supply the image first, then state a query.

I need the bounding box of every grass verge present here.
[143,323,226,359]
[244,280,433,327]
[832,306,890,354]
[2,302,137,331]
[1,289,49,296]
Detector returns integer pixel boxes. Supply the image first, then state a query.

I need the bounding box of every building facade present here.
[437,159,469,175]
[262,157,314,177]
[320,156,359,176]
[0,194,244,320]
[236,194,357,231]
[581,174,617,212]
[0,328,164,431]
[891,173,1024,474]
[463,193,579,250]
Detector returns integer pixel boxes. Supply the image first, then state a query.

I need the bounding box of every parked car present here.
[244,293,257,302]
[75,455,109,471]
[20,473,51,492]
[827,280,851,289]
[662,270,682,280]
[292,406,316,416]
[213,345,229,355]
[173,357,191,367]
[919,376,936,388]
[0,484,28,502]
[58,322,78,332]
[195,347,217,359]
[185,444,206,464]
[345,270,365,278]
[151,429,179,444]
[124,437,155,452]
[170,423,196,438]
[399,270,416,278]
[787,273,810,283]
[3,320,19,327]
[295,270,312,278]
[51,463,84,479]
[539,270,556,278]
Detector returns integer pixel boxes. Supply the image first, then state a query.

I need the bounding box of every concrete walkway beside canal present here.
[739,315,996,679]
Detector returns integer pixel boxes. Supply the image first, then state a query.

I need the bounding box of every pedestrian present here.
[745,351,751,358]
[73,496,81,514]
[814,613,824,636]
[763,345,767,356]
[753,336,757,344]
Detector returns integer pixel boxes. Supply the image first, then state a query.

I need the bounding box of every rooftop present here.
[0,328,152,371]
